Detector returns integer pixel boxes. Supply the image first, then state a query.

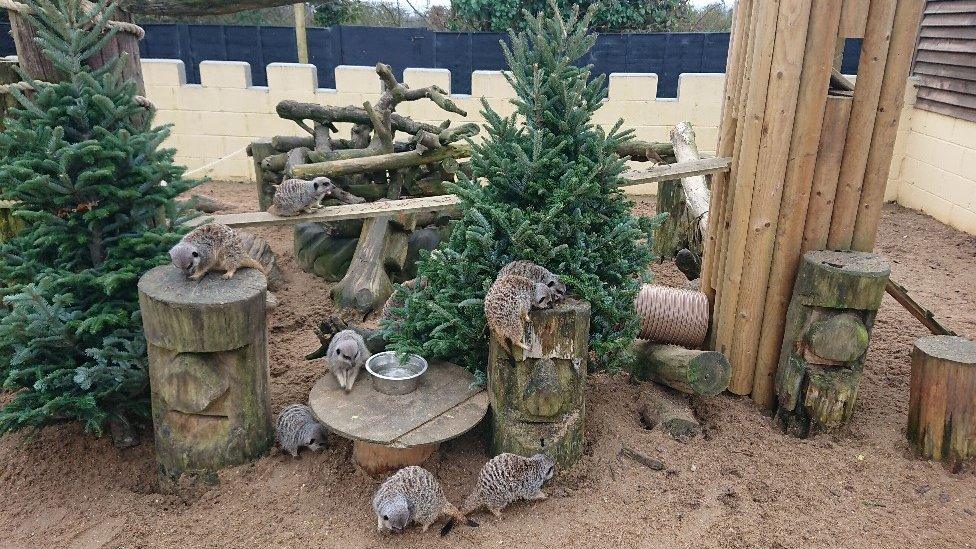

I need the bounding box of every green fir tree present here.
[0,0,195,435]
[385,3,661,377]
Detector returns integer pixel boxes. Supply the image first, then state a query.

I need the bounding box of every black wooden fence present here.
[0,23,862,98]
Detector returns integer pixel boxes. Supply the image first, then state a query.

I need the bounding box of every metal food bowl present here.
[365,351,428,395]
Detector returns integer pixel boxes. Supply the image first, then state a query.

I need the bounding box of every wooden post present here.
[801,95,854,252]
[488,299,590,470]
[907,336,976,468]
[632,342,731,397]
[138,266,273,482]
[773,251,889,437]
[248,139,278,211]
[294,3,309,64]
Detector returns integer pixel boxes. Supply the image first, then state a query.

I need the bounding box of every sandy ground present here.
[1,181,975,549]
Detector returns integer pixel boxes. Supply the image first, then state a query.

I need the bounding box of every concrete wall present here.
[142,59,976,235]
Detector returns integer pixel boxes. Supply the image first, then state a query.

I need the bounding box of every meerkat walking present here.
[498,260,568,301]
[460,453,555,519]
[270,177,333,217]
[169,223,267,281]
[326,329,369,393]
[484,274,554,353]
[275,404,327,457]
[373,466,476,536]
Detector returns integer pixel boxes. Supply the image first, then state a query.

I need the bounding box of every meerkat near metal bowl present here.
[366,352,428,395]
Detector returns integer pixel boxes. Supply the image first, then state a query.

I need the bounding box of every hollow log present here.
[640,384,701,441]
[290,144,471,179]
[907,335,976,468]
[488,299,590,470]
[773,251,890,437]
[138,266,273,482]
[248,140,277,211]
[633,342,731,397]
[294,221,361,282]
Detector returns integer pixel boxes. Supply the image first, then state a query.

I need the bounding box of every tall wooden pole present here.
[294,3,309,64]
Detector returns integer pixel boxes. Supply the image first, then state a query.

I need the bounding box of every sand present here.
[1,181,974,549]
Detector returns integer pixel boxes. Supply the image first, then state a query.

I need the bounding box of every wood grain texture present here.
[802,96,854,253]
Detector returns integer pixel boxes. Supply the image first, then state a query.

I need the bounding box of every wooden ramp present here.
[198,157,732,229]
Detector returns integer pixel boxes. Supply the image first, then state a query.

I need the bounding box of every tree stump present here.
[488,298,590,470]
[907,336,976,468]
[138,266,273,482]
[773,251,890,437]
[331,212,415,313]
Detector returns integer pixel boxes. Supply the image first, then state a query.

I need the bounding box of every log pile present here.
[701,0,925,408]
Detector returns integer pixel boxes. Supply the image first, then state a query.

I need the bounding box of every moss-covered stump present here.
[773,251,890,438]
[908,335,976,468]
[488,298,590,470]
[653,179,700,260]
[138,266,273,483]
[633,341,731,396]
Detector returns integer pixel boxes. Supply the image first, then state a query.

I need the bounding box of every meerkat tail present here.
[241,255,268,275]
[439,505,478,537]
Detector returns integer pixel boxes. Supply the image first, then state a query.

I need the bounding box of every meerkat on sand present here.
[373,466,476,536]
[498,260,567,301]
[169,223,267,281]
[326,329,369,392]
[484,274,554,352]
[270,177,333,217]
[275,404,326,457]
[461,453,555,518]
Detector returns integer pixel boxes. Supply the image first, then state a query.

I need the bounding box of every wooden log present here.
[701,0,754,301]
[353,441,439,476]
[885,279,957,337]
[138,266,273,481]
[652,179,691,260]
[851,0,926,252]
[670,122,710,241]
[802,95,854,252]
[751,0,844,408]
[488,299,590,469]
[639,384,702,441]
[907,336,976,468]
[291,144,471,179]
[633,341,731,397]
[238,230,284,292]
[294,221,361,281]
[826,1,897,250]
[773,251,890,437]
[621,157,731,188]
[617,140,674,163]
[248,140,277,211]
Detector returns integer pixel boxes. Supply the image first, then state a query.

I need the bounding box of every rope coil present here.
[634,284,710,348]
[0,78,155,110]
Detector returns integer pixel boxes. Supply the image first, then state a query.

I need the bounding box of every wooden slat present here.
[918,86,976,108]
[915,61,976,82]
[925,1,976,14]
[921,12,976,26]
[917,37,976,53]
[919,25,976,40]
[917,74,976,94]
[915,97,976,122]
[839,0,869,37]
[197,158,733,229]
[915,49,976,68]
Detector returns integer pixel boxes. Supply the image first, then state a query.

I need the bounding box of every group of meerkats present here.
[169,196,571,537]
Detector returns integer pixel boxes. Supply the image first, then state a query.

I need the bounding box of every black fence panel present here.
[0,23,863,98]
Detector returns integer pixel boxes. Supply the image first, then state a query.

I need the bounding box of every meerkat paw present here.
[489,507,503,518]
[528,491,548,500]
[222,271,235,280]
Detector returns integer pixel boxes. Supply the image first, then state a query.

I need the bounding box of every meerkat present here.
[460,453,556,519]
[372,466,476,536]
[169,223,267,281]
[484,274,554,353]
[270,177,333,217]
[275,404,326,457]
[498,260,567,301]
[326,329,369,393]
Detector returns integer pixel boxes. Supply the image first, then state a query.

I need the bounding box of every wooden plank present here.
[839,0,869,37]
[852,0,926,252]
[924,1,976,14]
[917,37,976,53]
[752,0,844,409]
[919,25,976,40]
[918,86,976,108]
[620,157,732,187]
[915,97,976,122]
[802,95,854,252]
[886,279,957,336]
[827,0,898,251]
[917,74,976,94]
[921,12,976,26]
[915,49,976,68]
[914,61,976,83]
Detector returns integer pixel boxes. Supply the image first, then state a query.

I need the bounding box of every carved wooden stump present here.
[908,336,976,468]
[488,298,590,470]
[138,266,273,482]
[773,251,890,437]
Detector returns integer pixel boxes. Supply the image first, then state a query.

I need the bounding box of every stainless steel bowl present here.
[365,351,428,395]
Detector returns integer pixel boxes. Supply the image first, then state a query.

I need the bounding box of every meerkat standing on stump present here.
[461,453,555,519]
[372,466,477,536]
[498,260,568,301]
[326,329,369,392]
[484,274,555,353]
[169,223,267,281]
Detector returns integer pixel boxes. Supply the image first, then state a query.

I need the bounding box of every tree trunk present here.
[488,298,590,470]
[291,144,471,179]
[907,335,976,469]
[652,179,690,260]
[773,251,890,438]
[293,221,362,282]
[330,210,415,313]
[670,122,710,241]
[138,266,273,483]
[640,383,701,441]
[248,140,277,211]
[633,342,731,397]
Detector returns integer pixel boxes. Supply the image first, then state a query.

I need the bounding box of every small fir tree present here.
[0,0,195,435]
[385,4,660,376]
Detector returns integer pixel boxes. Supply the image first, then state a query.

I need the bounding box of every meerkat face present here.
[378,496,412,533]
[533,453,556,481]
[311,177,333,200]
[169,242,202,277]
[545,274,567,300]
[304,424,326,452]
[333,339,360,367]
[532,283,554,309]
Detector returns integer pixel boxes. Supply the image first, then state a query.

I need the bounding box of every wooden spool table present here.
[309,360,488,476]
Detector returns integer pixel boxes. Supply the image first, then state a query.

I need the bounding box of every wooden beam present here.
[197,158,732,229]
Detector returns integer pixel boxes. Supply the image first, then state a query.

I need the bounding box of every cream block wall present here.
[142,59,721,191]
